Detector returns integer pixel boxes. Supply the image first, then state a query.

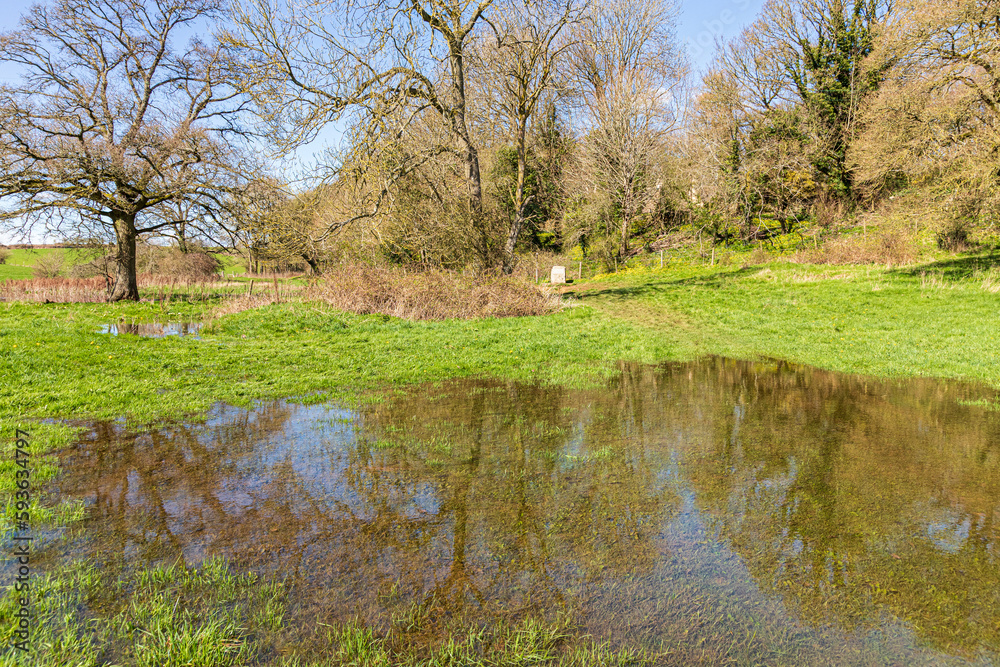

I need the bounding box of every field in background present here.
[0,247,92,280]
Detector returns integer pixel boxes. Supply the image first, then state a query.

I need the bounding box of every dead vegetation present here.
[0,275,221,303]
[308,264,561,320]
[793,228,919,267]
[70,247,223,281]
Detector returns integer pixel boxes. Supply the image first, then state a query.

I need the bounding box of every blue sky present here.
[678,0,766,73]
[1,0,765,84]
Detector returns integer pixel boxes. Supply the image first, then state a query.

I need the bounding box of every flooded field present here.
[32,358,1000,664]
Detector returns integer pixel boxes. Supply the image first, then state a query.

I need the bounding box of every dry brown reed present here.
[308,264,561,320]
[207,293,283,319]
[792,228,919,267]
[0,274,221,303]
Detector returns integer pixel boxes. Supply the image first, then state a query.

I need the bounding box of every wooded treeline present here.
[0,0,996,299]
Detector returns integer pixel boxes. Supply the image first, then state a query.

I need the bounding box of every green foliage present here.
[491,112,570,253]
[787,0,887,198]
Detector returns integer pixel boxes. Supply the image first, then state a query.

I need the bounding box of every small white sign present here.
[550,265,566,284]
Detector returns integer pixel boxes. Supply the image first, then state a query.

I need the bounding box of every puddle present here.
[98,321,203,338]
[30,358,1000,663]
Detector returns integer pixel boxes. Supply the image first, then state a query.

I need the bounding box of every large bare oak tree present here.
[0,0,250,300]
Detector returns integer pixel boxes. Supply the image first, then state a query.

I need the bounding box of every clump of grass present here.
[0,557,287,667]
[287,611,647,667]
[751,268,857,283]
[980,270,1000,293]
[309,264,561,320]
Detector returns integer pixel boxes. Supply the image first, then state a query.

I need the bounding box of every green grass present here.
[0,557,281,667]
[215,252,248,275]
[570,250,1000,387]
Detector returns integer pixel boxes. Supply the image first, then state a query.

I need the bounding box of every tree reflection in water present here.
[50,358,1000,662]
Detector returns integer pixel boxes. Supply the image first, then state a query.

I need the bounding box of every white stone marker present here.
[550,265,566,284]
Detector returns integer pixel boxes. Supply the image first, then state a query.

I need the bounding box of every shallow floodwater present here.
[41,359,1000,664]
[98,321,202,337]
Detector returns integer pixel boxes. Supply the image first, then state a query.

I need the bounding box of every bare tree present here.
[227,0,496,242]
[739,0,896,200]
[568,0,688,259]
[0,0,252,300]
[477,0,582,274]
[850,0,1000,243]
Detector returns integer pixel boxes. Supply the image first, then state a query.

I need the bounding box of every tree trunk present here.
[620,175,634,259]
[448,45,492,267]
[177,220,189,253]
[502,124,529,275]
[464,141,484,215]
[109,211,140,301]
[448,46,483,215]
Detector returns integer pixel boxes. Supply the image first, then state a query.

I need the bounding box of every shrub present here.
[813,193,844,229]
[69,259,107,278]
[936,218,972,251]
[134,244,221,281]
[156,249,221,281]
[0,247,10,265]
[309,264,561,320]
[32,252,65,278]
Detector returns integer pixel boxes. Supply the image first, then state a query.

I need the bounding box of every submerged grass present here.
[0,557,654,667]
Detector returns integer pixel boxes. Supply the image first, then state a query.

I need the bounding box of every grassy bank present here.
[571,251,1000,387]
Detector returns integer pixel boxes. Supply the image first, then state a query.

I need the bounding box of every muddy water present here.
[45,358,1000,664]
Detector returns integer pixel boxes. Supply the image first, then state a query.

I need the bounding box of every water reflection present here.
[98,321,202,337]
[46,359,1000,663]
